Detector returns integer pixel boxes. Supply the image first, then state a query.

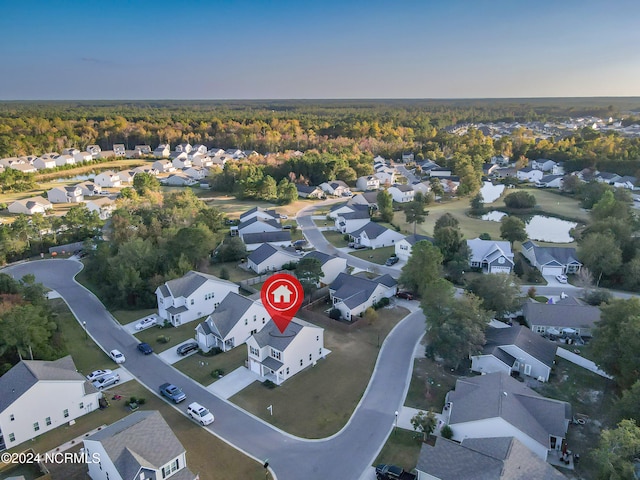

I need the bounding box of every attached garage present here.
[489,266,512,274]
[541,265,564,276]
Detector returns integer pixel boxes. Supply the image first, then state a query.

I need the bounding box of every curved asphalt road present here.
[3,259,425,480]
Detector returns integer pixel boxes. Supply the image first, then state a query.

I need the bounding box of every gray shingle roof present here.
[448,373,570,449]
[483,326,557,368]
[403,234,434,245]
[239,207,279,221]
[242,231,291,245]
[303,250,334,265]
[531,245,581,267]
[0,356,92,414]
[350,222,390,240]
[206,292,256,339]
[417,436,566,479]
[330,273,396,309]
[238,216,281,232]
[340,209,371,220]
[523,302,600,329]
[252,320,304,350]
[248,243,279,265]
[392,184,414,192]
[261,356,284,371]
[87,411,193,480]
[164,270,235,299]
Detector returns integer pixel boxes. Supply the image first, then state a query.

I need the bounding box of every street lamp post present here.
[394,410,399,436]
[83,321,87,339]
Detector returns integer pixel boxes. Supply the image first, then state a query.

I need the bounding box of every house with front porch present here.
[523,300,601,338]
[349,222,404,249]
[329,273,397,321]
[246,319,327,385]
[156,270,239,327]
[442,372,571,462]
[471,325,557,382]
[395,234,434,262]
[467,238,514,274]
[296,184,325,199]
[196,292,269,352]
[237,217,282,239]
[521,241,582,276]
[334,206,371,234]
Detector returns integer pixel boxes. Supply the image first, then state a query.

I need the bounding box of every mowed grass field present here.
[231,306,410,438]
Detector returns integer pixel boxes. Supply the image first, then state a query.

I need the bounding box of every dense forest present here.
[2,99,640,175]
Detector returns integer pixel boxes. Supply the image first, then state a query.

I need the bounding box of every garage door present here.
[542,266,563,276]
[490,266,511,274]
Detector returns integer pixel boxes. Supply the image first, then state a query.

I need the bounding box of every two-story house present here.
[302,251,347,285]
[196,292,270,352]
[156,271,239,327]
[0,356,101,451]
[47,186,84,204]
[395,234,434,262]
[387,184,415,203]
[153,144,171,158]
[94,171,122,188]
[356,175,380,191]
[84,410,197,480]
[246,319,327,385]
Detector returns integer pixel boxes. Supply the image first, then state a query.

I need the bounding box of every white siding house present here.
[94,171,122,188]
[196,293,270,352]
[247,244,299,274]
[155,271,239,327]
[246,319,327,385]
[516,167,544,183]
[329,273,397,320]
[84,411,196,480]
[395,234,434,262]
[356,175,380,191]
[8,196,53,215]
[467,238,514,274]
[0,356,102,451]
[84,197,117,220]
[349,222,404,249]
[302,251,347,285]
[47,186,84,204]
[387,184,415,203]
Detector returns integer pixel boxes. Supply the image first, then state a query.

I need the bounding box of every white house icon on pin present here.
[272,285,293,303]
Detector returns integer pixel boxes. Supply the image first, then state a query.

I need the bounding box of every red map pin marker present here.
[261,273,304,333]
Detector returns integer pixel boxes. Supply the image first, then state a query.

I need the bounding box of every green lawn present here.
[350,246,396,265]
[174,346,248,386]
[231,306,410,438]
[314,218,332,227]
[374,429,423,473]
[405,357,459,411]
[134,322,198,353]
[17,290,264,480]
[202,262,257,282]
[322,230,350,248]
[111,308,158,326]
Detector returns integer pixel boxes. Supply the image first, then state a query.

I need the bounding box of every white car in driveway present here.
[556,274,568,284]
[109,349,125,364]
[86,369,112,382]
[92,373,120,389]
[135,315,158,331]
[187,402,214,425]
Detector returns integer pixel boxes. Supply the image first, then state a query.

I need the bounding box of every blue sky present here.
[1,0,639,99]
